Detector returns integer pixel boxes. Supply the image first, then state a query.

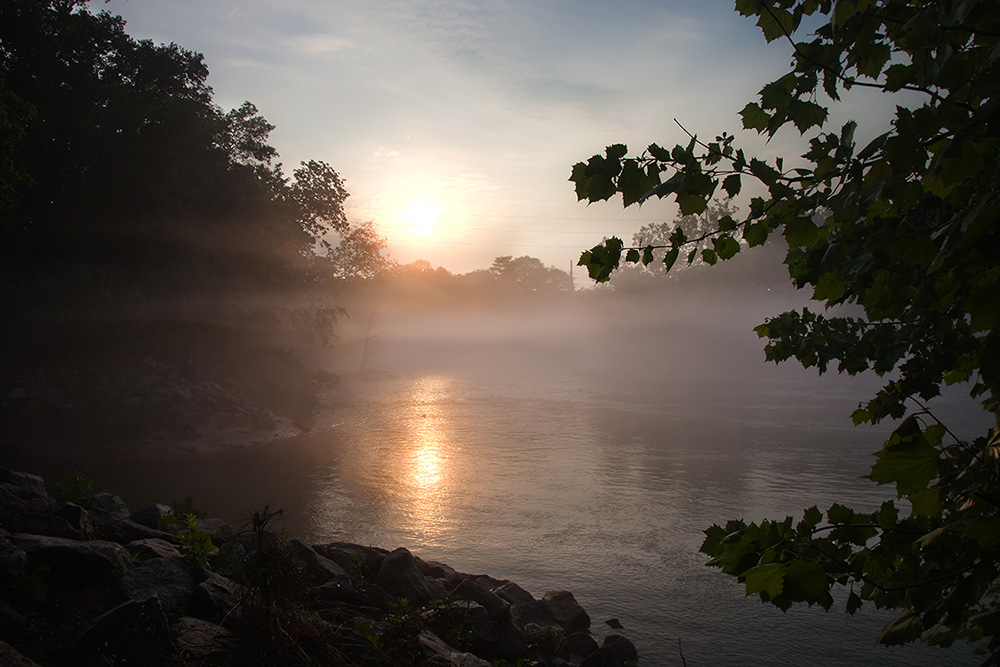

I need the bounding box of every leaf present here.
[741,103,770,132]
[723,174,742,197]
[743,222,768,247]
[625,248,640,263]
[877,609,923,646]
[677,192,708,216]
[744,562,785,599]
[663,247,679,271]
[866,422,940,496]
[846,590,863,615]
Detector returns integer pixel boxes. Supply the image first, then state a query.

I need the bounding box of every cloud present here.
[293,34,357,56]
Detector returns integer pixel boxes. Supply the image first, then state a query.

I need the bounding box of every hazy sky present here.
[102,0,836,273]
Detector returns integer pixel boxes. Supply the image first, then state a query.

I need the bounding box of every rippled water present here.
[65,359,984,665]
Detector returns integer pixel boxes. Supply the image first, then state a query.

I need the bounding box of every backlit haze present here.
[102,0,807,274]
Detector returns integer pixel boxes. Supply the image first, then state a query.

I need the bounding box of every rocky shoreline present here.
[0,468,639,666]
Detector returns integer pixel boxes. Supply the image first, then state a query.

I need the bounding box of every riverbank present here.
[0,467,639,666]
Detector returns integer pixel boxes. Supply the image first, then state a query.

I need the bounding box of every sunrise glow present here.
[397,200,442,236]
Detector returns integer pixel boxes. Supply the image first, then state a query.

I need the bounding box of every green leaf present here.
[877,609,923,646]
[743,222,768,247]
[642,246,654,265]
[663,247,679,271]
[744,562,785,599]
[740,103,770,132]
[866,420,940,496]
[702,248,718,265]
[677,192,708,216]
[723,174,742,197]
[625,248,640,263]
[846,590,863,615]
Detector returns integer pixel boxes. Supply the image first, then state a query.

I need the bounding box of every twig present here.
[678,636,687,667]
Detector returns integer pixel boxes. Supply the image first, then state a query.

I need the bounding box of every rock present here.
[313,541,387,579]
[74,596,172,666]
[452,577,510,623]
[423,559,456,578]
[511,599,559,629]
[567,631,601,660]
[0,640,40,666]
[126,537,182,561]
[191,571,240,623]
[0,470,55,514]
[101,517,179,545]
[173,616,235,660]
[494,618,528,659]
[11,534,130,586]
[129,503,173,530]
[418,630,492,667]
[55,502,90,534]
[603,633,638,664]
[288,538,350,586]
[579,646,619,667]
[543,590,591,633]
[375,547,431,605]
[194,517,233,542]
[424,575,448,601]
[0,512,79,539]
[313,579,375,609]
[494,581,535,606]
[117,556,195,613]
[87,492,129,525]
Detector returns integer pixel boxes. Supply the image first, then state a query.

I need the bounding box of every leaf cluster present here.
[571,0,1000,658]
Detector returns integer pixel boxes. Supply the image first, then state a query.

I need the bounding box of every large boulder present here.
[0,470,55,514]
[418,631,492,667]
[0,640,40,667]
[313,541,387,580]
[0,512,79,539]
[173,616,235,661]
[494,581,535,606]
[288,538,350,586]
[126,538,181,561]
[11,534,130,586]
[452,577,510,623]
[543,590,591,633]
[74,596,172,666]
[191,571,240,624]
[117,556,195,613]
[129,503,173,530]
[375,547,430,605]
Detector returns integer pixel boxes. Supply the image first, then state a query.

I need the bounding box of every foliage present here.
[570,0,1000,659]
[55,468,95,508]
[0,0,356,415]
[175,513,216,568]
[489,255,572,294]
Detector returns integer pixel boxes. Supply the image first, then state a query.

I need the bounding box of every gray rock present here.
[0,640,40,666]
[192,571,240,624]
[543,590,591,633]
[194,517,233,542]
[494,618,528,659]
[602,633,638,663]
[453,577,510,623]
[418,630,492,667]
[423,559,456,578]
[375,547,430,605]
[103,517,179,545]
[313,541,387,579]
[11,534,130,586]
[511,599,559,629]
[74,596,172,666]
[567,631,600,660]
[117,556,195,613]
[494,581,535,606]
[1,512,79,540]
[288,538,350,586]
[424,575,448,601]
[173,616,235,660]
[55,503,90,534]
[0,469,50,500]
[88,492,129,525]
[579,646,619,667]
[126,538,182,561]
[129,503,173,530]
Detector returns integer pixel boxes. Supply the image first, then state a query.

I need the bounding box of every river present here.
[23,293,987,665]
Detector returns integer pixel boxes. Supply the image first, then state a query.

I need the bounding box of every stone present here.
[452,577,510,623]
[87,492,130,525]
[543,590,591,633]
[0,512,79,540]
[126,538,182,561]
[375,547,430,605]
[579,646,619,667]
[129,503,173,530]
[602,633,638,663]
[424,575,448,601]
[494,618,528,659]
[511,599,559,629]
[312,541,387,579]
[117,556,194,613]
[74,596,172,666]
[173,616,235,660]
[418,630,492,667]
[423,559,456,578]
[288,538,350,586]
[55,503,90,534]
[194,517,233,542]
[494,581,535,606]
[191,571,240,624]
[0,640,40,667]
[567,631,600,660]
[11,534,130,586]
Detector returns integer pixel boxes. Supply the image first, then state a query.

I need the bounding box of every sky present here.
[100,0,863,274]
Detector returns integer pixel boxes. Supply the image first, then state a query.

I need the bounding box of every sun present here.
[397,200,442,236]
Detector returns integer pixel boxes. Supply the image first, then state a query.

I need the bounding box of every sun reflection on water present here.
[400,376,455,545]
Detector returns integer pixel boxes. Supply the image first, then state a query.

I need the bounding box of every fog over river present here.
[30,275,988,665]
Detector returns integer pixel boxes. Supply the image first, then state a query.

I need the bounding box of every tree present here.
[570,0,1000,658]
[489,255,572,294]
[325,220,394,280]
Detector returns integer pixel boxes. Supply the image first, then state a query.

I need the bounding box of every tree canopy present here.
[571,0,1000,659]
[0,0,361,423]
